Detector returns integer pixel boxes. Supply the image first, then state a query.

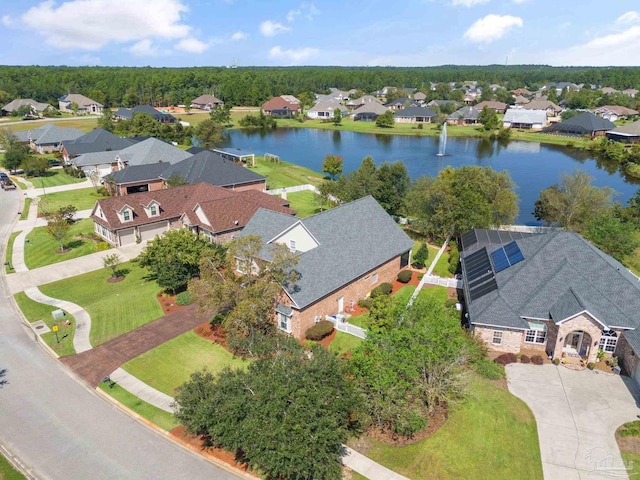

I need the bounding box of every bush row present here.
[305,320,334,341]
[396,270,412,283]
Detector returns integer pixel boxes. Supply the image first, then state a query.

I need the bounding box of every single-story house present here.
[513,95,530,106]
[593,105,639,122]
[345,95,382,110]
[522,100,562,117]
[474,101,508,114]
[394,106,437,124]
[447,106,480,126]
[460,228,640,383]
[14,124,84,154]
[262,96,301,118]
[512,88,533,97]
[114,105,177,123]
[190,94,224,111]
[2,98,55,116]
[427,100,460,111]
[91,182,295,247]
[413,91,426,103]
[385,98,418,110]
[352,101,389,122]
[239,196,414,339]
[306,101,348,120]
[606,120,640,144]
[622,89,638,98]
[544,112,615,137]
[502,109,548,130]
[61,128,136,163]
[58,94,103,115]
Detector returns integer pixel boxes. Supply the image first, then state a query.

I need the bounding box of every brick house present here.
[460,229,640,384]
[261,96,301,118]
[239,196,414,339]
[91,182,294,246]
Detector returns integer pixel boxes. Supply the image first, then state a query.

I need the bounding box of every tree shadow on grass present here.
[65,239,85,249]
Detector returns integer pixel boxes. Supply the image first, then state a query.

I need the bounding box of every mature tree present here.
[238,112,277,128]
[333,156,381,203]
[70,102,79,115]
[165,174,188,188]
[46,213,71,252]
[322,154,343,180]
[296,91,315,110]
[86,169,101,193]
[584,213,639,261]
[375,110,395,128]
[332,107,342,126]
[136,229,221,293]
[102,253,122,279]
[21,156,50,177]
[375,161,410,216]
[405,166,518,238]
[477,106,499,130]
[194,119,225,149]
[0,130,29,173]
[384,87,404,103]
[209,104,232,126]
[128,112,160,137]
[97,109,115,132]
[189,235,299,353]
[173,338,362,480]
[534,170,615,231]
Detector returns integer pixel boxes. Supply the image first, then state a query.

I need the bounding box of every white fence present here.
[266,184,320,195]
[325,315,367,339]
[420,275,462,289]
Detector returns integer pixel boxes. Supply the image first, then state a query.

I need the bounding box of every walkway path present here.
[408,234,456,307]
[24,178,94,198]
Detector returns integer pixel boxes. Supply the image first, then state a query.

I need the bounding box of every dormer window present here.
[122,209,131,222]
[149,204,158,216]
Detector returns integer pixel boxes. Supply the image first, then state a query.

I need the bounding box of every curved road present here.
[0,189,239,479]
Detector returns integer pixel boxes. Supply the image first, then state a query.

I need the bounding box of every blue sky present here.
[1,0,639,67]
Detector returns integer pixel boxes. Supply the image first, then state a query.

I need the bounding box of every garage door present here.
[118,228,136,246]
[139,223,167,241]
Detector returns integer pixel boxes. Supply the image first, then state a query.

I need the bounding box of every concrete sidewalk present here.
[25,178,94,198]
[14,208,93,232]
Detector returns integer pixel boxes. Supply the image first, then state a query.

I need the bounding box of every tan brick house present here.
[460,229,640,381]
[239,196,414,339]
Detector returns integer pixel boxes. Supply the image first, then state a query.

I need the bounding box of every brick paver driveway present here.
[507,364,640,480]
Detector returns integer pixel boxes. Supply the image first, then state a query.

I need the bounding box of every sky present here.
[1,0,640,67]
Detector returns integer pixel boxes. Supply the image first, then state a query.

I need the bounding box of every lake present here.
[223,128,640,225]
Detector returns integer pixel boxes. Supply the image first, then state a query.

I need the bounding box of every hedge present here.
[397,270,413,283]
[531,355,544,365]
[371,282,393,298]
[175,291,194,305]
[305,320,334,341]
[494,353,518,365]
[520,354,530,364]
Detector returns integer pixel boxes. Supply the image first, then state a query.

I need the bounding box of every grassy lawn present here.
[9,176,27,190]
[620,451,640,477]
[0,452,25,480]
[123,330,249,396]
[329,331,362,356]
[250,156,324,189]
[37,187,104,213]
[98,382,179,432]
[13,291,76,357]
[23,169,85,189]
[39,262,163,346]
[363,375,542,480]
[428,245,452,277]
[4,231,19,274]
[3,117,98,133]
[20,197,31,220]
[284,190,321,218]
[24,218,105,269]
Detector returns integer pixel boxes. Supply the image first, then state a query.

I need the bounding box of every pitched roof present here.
[503,109,548,125]
[352,102,389,116]
[117,138,191,166]
[59,93,102,108]
[240,196,414,309]
[191,94,223,106]
[522,100,561,112]
[2,98,53,113]
[62,128,135,157]
[544,112,615,134]
[73,150,119,167]
[346,95,381,107]
[307,101,348,114]
[447,106,480,121]
[18,123,85,145]
[262,96,301,112]
[461,229,640,330]
[107,162,169,184]
[594,105,639,116]
[394,106,436,118]
[475,101,508,111]
[114,105,176,121]
[607,119,640,136]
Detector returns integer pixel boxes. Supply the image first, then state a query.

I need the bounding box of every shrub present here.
[358,298,373,310]
[494,353,518,365]
[394,409,427,437]
[370,282,392,298]
[520,354,530,364]
[448,243,460,275]
[96,186,109,196]
[96,241,111,251]
[210,313,226,325]
[552,358,560,366]
[397,270,413,283]
[531,355,544,365]
[412,242,429,269]
[472,359,504,380]
[305,320,334,341]
[175,291,193,305]
[444,298,458,309]
[587,363,596,370]
[417,273,424,281]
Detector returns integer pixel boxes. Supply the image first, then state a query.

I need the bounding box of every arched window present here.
[599,330,618,353]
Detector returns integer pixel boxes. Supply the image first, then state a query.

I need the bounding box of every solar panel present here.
[504,241,525,265]
[469,278,498,301]
[464,249,492,282]
[460,230,477,250]
[491,248,510,273]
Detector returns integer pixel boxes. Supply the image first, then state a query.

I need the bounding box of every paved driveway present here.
[507,364,640,480]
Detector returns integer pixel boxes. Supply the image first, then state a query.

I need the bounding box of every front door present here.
[568,332,583,351]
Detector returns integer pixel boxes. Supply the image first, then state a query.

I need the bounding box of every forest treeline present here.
[1,65,640,108]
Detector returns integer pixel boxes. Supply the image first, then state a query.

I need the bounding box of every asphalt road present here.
[0,188,240,479]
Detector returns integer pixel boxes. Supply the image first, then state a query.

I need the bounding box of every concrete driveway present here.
[507,364,640,480]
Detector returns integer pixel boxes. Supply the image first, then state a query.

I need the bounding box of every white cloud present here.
[451,0,490,7]
[463,14,523,43]
[231,31,247,41]
[175,37,208,53]
[1,15,13,26]
[21,0,194,50]
[259,20,290,37]
[129,39,158,57]
[286,9,300,22]
[286,3,319,22]
[269,46,319,63]
[616,11,640,25]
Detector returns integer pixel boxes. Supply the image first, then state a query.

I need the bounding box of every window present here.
[524,321,547,344]
[492,330,503,345]
[289,239,296,253]
[122,209,131,222]
[149,204,158,216]
[599,331,618,353]
[372,273,378,284]
[278,313,291,333]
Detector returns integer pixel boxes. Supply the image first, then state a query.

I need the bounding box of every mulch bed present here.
[348,270,423,318]
[156,294,184,315]
[193,321,229,351]
[617,430,640,454]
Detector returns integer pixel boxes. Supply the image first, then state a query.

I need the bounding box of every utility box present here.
[52,309,65,321]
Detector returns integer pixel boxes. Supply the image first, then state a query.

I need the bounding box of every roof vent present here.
[234,220,239,225]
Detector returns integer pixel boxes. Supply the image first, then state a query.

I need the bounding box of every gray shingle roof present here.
[240,196,414,309]
[19,123,84,145]
[462,229,640,330]
[447,106,479,121]
[117,138,191,166]
[161,151,265,187]
[107,163,169,183]
[394,106,436,118]
[73,150,118,167]
[545,112,615,134]
[2,98,53,113]
[62,129,135,157]
[608,119,640,136]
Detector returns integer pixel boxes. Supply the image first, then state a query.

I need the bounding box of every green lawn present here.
[428,245,452,277]
[37,187,104,213]
[363,375,542,480]
[285,190,322,218]
[39,262,163,346]
[250,156,324,189]
[620,451,640,477]
[9,176,27,190]
[0,452,25,480]
[13,291,76,357]
[122,330,249,396]
[20,198,31,220]
[23,169,85,189]
[4,117,98,133]
[4,231,19,273]
[24,218,106,269]
[329,331,362,356]
[98,383,179,432]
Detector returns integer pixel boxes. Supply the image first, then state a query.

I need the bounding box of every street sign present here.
[52,325,59,332]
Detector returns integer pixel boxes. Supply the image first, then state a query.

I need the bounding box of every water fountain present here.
[436,122,447,156]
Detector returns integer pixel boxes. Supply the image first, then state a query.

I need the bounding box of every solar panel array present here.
[490,241,525,273]
[464,248,498,301]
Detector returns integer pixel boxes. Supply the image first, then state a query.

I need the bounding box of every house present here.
[460,228,640,382]
[593,105,639,122]
[622,89,638,98]
[606,120,640,144]
[513,95,530,106]
[106,149,266,196]
[502,109,547,130]
[306,101,348,120]
[540,82,580,97]
[512,88,533,97]
[426,100,460,111]
[261,96,301,118]
[474,101,508,114]
[522,100,562,117]
[385,98,418,110]
[61,128,136,163]
[544,112,615,137]
[114,105,177,123]
[601,87,618,95]
[190,94,224,111]
[58,94,103,115]
[413,92,426,103]
[345,95,382,110]
[2,98,55,116]
[239,196,414,339]
[352,102,389,122]
[14,124,84,154]
[447,106,480,126]
[91,182,294,247]
[394,106,437,124]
